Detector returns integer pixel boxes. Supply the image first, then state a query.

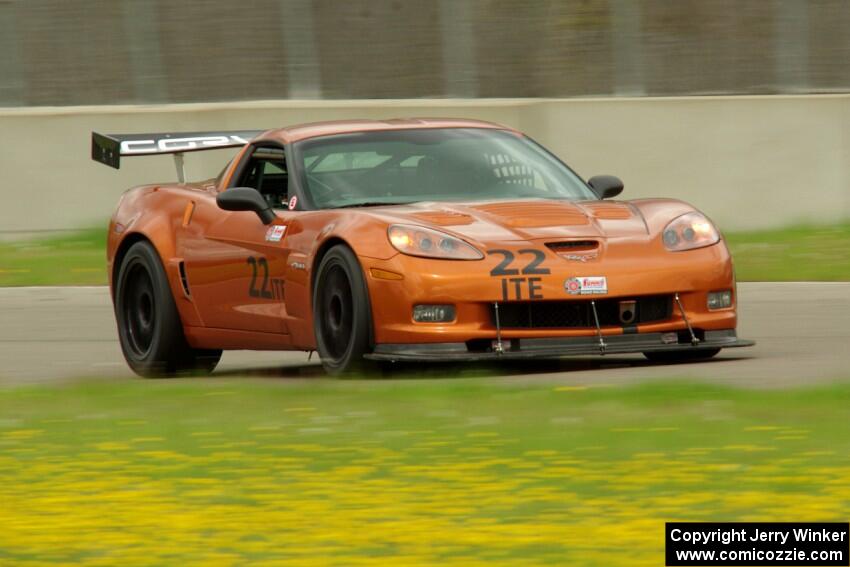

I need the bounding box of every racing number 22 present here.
[247,256,284,301]
[489,249,550,276]
[488,250,550,301]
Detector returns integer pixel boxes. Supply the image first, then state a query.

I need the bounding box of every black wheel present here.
[115,241,222,377]
[643,348,721,363]
[313,245,374,375]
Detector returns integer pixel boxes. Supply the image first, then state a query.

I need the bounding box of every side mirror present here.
[587,175,624,199]
[216,187,276,225]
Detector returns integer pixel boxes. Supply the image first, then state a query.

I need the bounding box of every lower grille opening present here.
[466,339,493,353]
[491,295,672,329]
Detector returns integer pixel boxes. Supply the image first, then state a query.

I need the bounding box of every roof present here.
[259,118,516,144]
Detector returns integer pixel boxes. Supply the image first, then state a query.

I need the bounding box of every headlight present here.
[388,224,483,260]
[662,212,720,251]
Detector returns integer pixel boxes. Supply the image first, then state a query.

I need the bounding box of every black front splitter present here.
[365,329,754,362]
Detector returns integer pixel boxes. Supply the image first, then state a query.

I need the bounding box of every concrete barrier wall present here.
[1,96,848,236]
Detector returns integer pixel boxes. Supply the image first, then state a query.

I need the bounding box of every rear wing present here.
[91,130,263,181]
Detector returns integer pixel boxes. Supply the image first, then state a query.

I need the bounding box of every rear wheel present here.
[313,245,374,375]
[115,241,221,377]
[643,348,720,363]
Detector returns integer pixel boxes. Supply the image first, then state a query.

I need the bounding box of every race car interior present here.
[238,146,289,209]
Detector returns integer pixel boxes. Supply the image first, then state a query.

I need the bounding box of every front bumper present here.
[366,329,754,362]
[362,241,739,345]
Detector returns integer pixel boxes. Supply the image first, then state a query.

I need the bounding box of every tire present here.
[115,241,222,377]
[642,348,721,363]
[312,245,374,375]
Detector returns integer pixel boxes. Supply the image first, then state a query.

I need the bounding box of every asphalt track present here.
[0,283,848,388]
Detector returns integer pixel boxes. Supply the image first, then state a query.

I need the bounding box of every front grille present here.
[492,295,672,329]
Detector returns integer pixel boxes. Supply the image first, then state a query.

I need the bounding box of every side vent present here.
[178,261,191,298]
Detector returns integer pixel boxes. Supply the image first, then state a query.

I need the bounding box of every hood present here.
[368,199,650,243]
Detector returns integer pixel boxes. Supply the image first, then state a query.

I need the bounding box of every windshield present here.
[293,128,596,209]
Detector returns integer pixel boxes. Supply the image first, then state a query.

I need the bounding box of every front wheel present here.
[313,245,374,375]
[643,348,721,363]
[115,241,222,377]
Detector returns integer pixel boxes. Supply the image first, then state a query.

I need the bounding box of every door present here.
[180,143,293,334]
[181,201,290,334]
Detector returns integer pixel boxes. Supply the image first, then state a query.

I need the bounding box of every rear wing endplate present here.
[91,130,263,179]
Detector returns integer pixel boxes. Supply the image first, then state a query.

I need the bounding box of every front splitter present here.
[365,329,754,362]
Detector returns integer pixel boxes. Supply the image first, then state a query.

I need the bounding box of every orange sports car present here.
[92,118,753,376]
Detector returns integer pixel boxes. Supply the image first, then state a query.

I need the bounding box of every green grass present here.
[0,379,848,565]
[1,222,849,286]
[725,222,850,281]
[0,227,107,286]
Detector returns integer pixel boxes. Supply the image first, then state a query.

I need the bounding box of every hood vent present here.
[546,240,599,253]
[473,202,589,227]
[411,210,474,226]
[583,203,633,220]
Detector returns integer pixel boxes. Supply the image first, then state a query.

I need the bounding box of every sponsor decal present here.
[288,196,298,210]
[564,276,608,295]
[265,225,286,242]
[661,332,678,344]
[290,261,306,271]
